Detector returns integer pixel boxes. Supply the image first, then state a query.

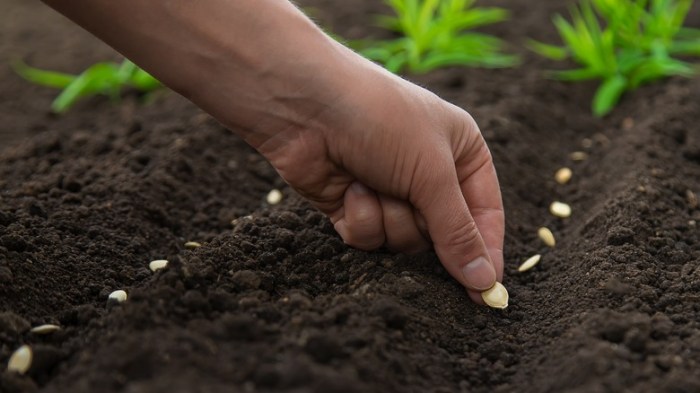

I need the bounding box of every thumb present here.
[411,162,497,292]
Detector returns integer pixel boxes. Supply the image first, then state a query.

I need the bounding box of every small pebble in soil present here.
[231,270,262,290]
[7,345,32,374]
[550,201,572,218]
[554,167,573,185]
[30,324,61,335]
[0,311,30,334]
[481,282,509,309]
[518,254,542,273]
[537,227,556,247]
[184,241,202,249]
[266,189,283,205]
[149,259,168,272]
[622,117,634,130]
[108,290,128,302]
[569,151,588,161]
[686,190,698,209]
[231,215,254,232]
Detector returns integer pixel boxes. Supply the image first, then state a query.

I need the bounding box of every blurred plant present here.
[353,0,519,73]
[13,58,161,113]
[529,0,700,117]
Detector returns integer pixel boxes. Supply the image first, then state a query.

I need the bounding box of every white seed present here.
[554,167,573,185]
[30,324,61,335]
[481,282,509,309]
[518,254,542,272]
[149,260,168,272]
[108,290,128,302]
[7,345,32,374]
[569,151,588,161]
[266,189,283,205]
[550,201,572,218]
[184,241,202,250]
[537,227,556,247]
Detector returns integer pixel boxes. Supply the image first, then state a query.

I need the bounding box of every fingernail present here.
[349,182,371,195]
[462,257,496,291]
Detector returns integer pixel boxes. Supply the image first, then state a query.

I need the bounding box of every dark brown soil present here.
[2,1,700,392]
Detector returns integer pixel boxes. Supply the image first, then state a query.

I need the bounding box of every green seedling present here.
[353,0,518,74]
[529,0,700,117]
[13,59,161,113]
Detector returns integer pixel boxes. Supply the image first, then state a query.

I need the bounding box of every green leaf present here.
[375,15,401,31]
[130,69,161,91]
[445,8,508,30]
[358,0,516,74]
[628,57,694,87]
[670,40,700,56]
[419,51,516,72]
[552,68,604,81]
[527,40,569,60]
[386,52,409,73]
[52,62,121,113]
[593,74,627,117]
[531,0,700,116]
[677,27,700,39]
[13,60,76,89]
[359,46,397,62]
[117,59,138,83]
[15,57,162,113]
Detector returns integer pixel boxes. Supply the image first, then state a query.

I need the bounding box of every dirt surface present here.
[2,1,700,392]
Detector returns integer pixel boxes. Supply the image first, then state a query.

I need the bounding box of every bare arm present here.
[41,0,355,147]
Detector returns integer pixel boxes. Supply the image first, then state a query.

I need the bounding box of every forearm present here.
[41,0,359,147]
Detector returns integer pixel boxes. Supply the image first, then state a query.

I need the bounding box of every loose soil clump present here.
[1,0,700,392]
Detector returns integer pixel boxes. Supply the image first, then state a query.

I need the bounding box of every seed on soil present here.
[569,151,588,161]
[554,167,573,185]
[30,324,61,334]
[7,345,32,374]
[537,227,556,247]
[149,260,168,272]
[184,241,202,249]
[481,282,509,309]
[518,254,542,272]
[550,201,572,218]
[108,290,128,302]
[581,138,593,149]
[266,189,283,205]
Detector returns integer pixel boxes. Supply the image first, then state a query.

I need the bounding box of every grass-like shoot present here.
[529,0,700,117]
[353,0,519,74]
[13,59,161,113]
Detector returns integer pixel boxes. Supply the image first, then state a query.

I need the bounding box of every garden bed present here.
[1,0,700,392]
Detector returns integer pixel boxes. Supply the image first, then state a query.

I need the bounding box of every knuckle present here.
[439,219,481,252]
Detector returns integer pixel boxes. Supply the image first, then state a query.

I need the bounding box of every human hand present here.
[44,0,504,304]
[254,52,505,304]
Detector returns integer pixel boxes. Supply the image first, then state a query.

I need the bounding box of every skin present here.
[41,0,505,304]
